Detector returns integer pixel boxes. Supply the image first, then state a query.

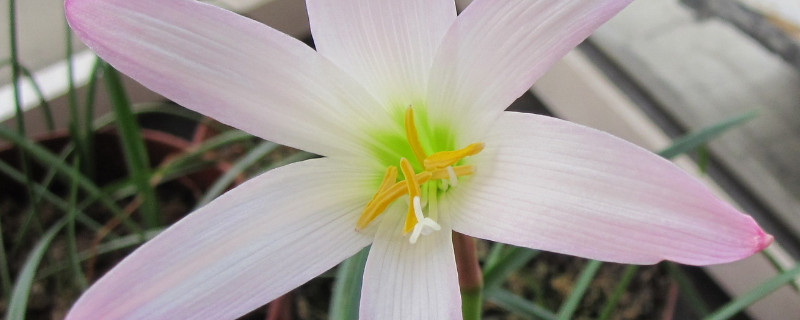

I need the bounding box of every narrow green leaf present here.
[483,243,506,270]
[0,207,12,299]
[152,130,252,183]
[329,247,369,320]
[67,158,88,289]
[597,265,639,320]
[81,58,103,178]
[6,219,67,320]
[197,141,279,207]
[7,0,41,247]
[0,159,105,234]
[705,263,800,320]
[65,20,92,176]
[556,260,602,320]
[658,111,756,159]
[93,102,205,130]
[665,262,710,317]
[483,245,539,291]
[760,247,800,292]
[17,65,55,131]
[485,288,557,320]
[103,64,160,227]
[38,229,161,279]
[0,126,142,234]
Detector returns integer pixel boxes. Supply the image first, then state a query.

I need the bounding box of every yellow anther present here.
[424,142,484,170]
[356,170,432,231]
[405,107,427,166]
[365,166,397,208]
[356,107,485,236]
[400,158,421,234]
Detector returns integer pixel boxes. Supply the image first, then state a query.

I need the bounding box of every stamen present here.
[365,166,398,208]
[424,142,484,170]
[400,158,421,234]
[356,171,432,231]
[356,107,484,235]
[446,166,458,187]
[404,107,427,166]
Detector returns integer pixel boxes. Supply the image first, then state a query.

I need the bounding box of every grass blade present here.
[658,111,756,159]
[483,245,540,291]
[329,247,369,320]
[196,141,279,207]
[5,218,67,320]
[597,265,639,320]
[0,125,142,234]
[17,64,55,131]
[65,20,92,176]
[485,288,557,320]
[705,263,800,320]
[67,158,88,289]
[556,260,602,320]
[102,64,160,227]
[665,262,710,317]
[0,208,11,299]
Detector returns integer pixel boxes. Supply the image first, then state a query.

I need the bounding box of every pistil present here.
[355,107,484,243]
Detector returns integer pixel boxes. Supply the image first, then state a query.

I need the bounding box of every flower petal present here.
[427,0,633,140]
[66,0,388,158]
[360,208,461,319]
[448,112,772,265]
[307,0,456,108]
[66,158,375,319]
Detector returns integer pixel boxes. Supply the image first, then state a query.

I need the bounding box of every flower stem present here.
[266,293,292,320]
[453,232,482,320]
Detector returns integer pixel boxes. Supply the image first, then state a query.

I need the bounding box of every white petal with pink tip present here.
[449,112,772,265]
[66,159,374,320]
[66,0,390,159]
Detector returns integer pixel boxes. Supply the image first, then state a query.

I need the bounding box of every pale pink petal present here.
[66,158,376,320]
[360,208,461,319]
[307,0,455,108]
[448,112,772,265]
[66,0,389,158]
[427,0,633,141]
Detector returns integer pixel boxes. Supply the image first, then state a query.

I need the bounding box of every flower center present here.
[356,107,483,243]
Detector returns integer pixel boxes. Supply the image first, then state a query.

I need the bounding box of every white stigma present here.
[409,196,441,244]
[446,166,458,187]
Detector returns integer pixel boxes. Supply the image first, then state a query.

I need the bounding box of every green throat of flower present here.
[356,107,484,244]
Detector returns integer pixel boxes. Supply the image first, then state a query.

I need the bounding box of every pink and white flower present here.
[65,0,773,319]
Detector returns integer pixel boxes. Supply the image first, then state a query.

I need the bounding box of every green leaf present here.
[0,159,105,234]
[483,244,540,291]
[485,288,557,320]
[0,207,11,299]
[597,265,638,320]
[705,263,800,320]
[103,64,160,228]
[5,219,67,320]
[329,247,369,320]
[666,262,710,317]
[196,141,279,207]
[67,158,88,289]
[556,259,602,320]
[0,126,142,234]
[658,111,756,159]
